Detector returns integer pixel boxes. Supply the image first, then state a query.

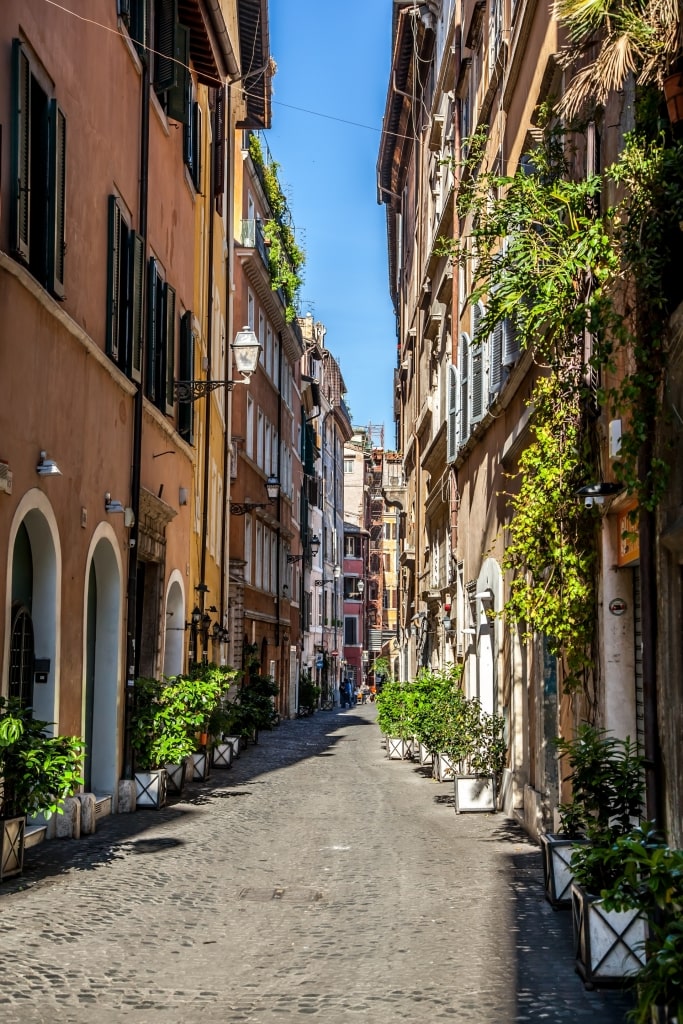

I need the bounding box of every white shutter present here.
[459,333,469,446]
[470,304,486,424]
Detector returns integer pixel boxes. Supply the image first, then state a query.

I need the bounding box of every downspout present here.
[221,81,236,653]
[275,332,284,658]
[122,44,150,780]
[199,91,217,660]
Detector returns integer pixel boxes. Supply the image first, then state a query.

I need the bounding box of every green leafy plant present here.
[554,724,645,891]
[0,698,84,819]
[599,827,683,1023]
[442,117,683,692]
[131,667,228,770]
[248,133,305,322]
[298,670,320,714]
[375,679,412,739]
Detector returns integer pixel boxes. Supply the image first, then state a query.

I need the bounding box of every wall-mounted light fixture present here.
[174,326,262,402]
[36,451,62,477]
[104,492,125,514]
[314,564,341,588]
[287,533,321,563]
[575,481,624,507]
[230,475,280,516]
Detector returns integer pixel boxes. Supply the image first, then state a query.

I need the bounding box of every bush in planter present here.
[235,673,279,737]
[0,697,84,819]
[597,827,683,1023]
[1,698,83,880]
[376,680,411,740]
[555,724,645,893]
[298,671,320,714]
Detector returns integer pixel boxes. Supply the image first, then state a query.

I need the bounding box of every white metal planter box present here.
[387,737,410,760]
[571,883,647,987]
[212,742,234,769]
[539,833,588,909]
[0,815,26,881]
[191,751,210,781]
[224,736,241,758]
[164,761,187,795]
[134,769,168,809]
[418,743,433,767]
[454,774,496,812]
[435,753,455,781]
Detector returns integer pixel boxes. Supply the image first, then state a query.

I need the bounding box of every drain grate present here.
[238,886,325,903]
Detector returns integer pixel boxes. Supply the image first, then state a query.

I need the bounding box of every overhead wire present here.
[38,0,418,146]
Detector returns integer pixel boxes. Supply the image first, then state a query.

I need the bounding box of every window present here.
[11,40,66,297]
[447,363,459,463]
[273,335,280,385]
[470,303,486,424]
[241,516,249,581]
[246,395,254,459]
[183,88,201,190]
[106,196,144,381]
[344,535,360,558]
[255,522,263,589]
[248,290,254,330]
[344,617,358,645]
[146,257,175,414]
[459,334,470,447]
[257,409,264,468]
[344,458,355,474]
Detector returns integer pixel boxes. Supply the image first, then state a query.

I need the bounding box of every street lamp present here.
[174,325,262,402]
[230,475,280,516]
[287,533,321,563]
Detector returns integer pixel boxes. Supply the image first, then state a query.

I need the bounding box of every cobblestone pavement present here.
[1,705,634,1023]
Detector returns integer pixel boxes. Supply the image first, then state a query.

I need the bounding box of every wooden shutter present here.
[178,310,194,443]
[146,258,159,401]
[447,363,459,463]
[459,333,469,446]
[48,99,67,299]
[167,22,190,124]
[106,196,122,362]
[130,232,144,382]
[502,316,520,367]
[164,283,176,414]
[470,304,485,423]
[11,40,31,261]
[154,0,178,92]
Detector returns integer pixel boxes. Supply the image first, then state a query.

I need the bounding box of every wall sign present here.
[609,598,627,616]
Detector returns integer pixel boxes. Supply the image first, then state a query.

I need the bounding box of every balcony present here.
[240,219,270,272]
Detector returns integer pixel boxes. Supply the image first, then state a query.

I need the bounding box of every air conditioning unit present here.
[0,461,13,495]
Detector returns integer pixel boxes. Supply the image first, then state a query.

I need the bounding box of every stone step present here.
[24,824,47,849]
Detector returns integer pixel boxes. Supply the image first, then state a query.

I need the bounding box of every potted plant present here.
[0,698,83,881]
[599,826,683,1022]
[549,725,647,986]
[452,701,506,813]
[540,724,644,910]
[131,669,226,805]
[375,680,411,759]
[297,671,320,716]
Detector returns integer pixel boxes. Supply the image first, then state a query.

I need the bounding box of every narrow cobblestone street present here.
[1,706,634,1023]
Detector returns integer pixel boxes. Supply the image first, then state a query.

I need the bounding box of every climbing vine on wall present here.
[441,110,683,691]
[248,133,305,322]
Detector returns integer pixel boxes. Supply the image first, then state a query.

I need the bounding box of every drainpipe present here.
[639,460,664,825]
[122,45,150,780]
[198,92,217,662]
[220,81,235,652]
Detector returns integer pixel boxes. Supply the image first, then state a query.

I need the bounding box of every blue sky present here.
[267,2,397,442]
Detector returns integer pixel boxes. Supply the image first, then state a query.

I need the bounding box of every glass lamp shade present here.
[309,534,321,557]
[232,326,262,376]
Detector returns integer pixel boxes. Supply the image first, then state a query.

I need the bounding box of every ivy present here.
[440,113,683,691]
[248,133,305,322]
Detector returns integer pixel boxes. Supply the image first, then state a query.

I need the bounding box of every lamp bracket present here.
[230,501,268,515]
[174,379,236,402]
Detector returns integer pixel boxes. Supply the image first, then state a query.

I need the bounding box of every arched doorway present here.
[163,576,185,677]
[83,536,121,795]
[6,502,60,728]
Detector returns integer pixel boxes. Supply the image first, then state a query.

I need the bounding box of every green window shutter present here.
[459,333,469,446]
[167,23,190,124]
[146,258,159,402]
[130,232,144,383]
[213,86,226,212]
[164,283,176,414]
[106,196,122,362]
[11,39,31,262]
[489,320,503,396]
[178,310,194,444]
[48,99,67,299]
[193,102,202,190]
[154,0,178,92]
